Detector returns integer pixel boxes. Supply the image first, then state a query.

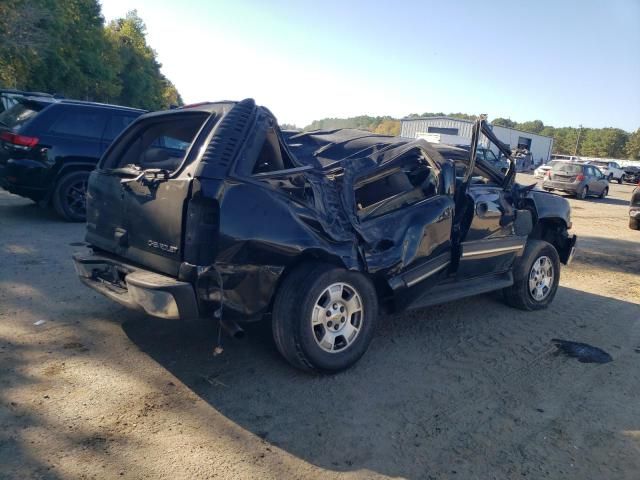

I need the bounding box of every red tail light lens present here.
[576,174,585,181]
[0,131,39,148]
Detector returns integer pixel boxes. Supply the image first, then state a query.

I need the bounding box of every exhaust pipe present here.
[219,317,245,340]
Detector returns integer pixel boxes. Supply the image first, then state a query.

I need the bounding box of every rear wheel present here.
[272,263,378,373]
[52,171,90,222]
[617,177,623,184]
[630,218,640,230]
[599,187,608,199]
[503,240,560,311]
[577,186,588,200]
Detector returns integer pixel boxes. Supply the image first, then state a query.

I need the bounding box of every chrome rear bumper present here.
[73,252,199,320]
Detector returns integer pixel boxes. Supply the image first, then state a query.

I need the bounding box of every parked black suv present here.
[0,96,144,220]
[73,99,577,372]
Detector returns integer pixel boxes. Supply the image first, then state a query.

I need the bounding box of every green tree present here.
[518,120,545,134]
[492,117,517,128]
[625,128,640,159]
[0,2,181,110]
[580,128,628,157]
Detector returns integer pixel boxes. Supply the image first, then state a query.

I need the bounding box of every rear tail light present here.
[0,131,39,148]
[576,174,585,181]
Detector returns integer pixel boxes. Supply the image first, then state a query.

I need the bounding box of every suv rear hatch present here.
[85,107,220,277]
[550,163,583,182]
[0,98,49,170]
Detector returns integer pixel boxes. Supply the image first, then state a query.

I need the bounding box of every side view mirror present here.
[439,160,456,196]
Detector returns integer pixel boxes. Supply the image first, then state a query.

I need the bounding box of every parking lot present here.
[1,174,638,479]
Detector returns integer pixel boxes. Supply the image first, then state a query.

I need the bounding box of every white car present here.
[534,164,552,178]
[589,160,624,184]
[535,160,571,179]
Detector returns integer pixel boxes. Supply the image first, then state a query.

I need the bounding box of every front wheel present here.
[617,177,623,184]
[272,263,378,373]
[599,187,608,199]
[503,240,560,311]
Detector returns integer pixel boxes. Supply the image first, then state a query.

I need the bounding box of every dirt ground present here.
[1,173,639,480]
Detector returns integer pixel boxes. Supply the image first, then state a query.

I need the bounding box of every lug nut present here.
[340,306,345,313]
[341,317,345,323]
[333,303,338,309]
[326,310,331,316]
[327,321,333,327]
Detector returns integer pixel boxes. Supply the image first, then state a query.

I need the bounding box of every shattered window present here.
[252,127,295,174]
[355,151,438,220]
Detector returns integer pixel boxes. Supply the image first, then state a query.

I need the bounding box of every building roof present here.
[401,115,474,123]
[401,115,554,139]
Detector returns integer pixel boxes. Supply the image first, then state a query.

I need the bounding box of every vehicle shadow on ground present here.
[573,235,640,276]
[0,193,61,223]
[121,286,640,478]
[587,196,631,206]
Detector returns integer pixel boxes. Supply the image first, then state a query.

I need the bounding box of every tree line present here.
[0,0,182,111]
[302,114,640,160]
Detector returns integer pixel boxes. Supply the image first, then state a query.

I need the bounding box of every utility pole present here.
[574,125,583,156]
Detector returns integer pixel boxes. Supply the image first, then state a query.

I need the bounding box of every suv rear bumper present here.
[73,252,200,320]
[0,161,49,200]
[542,179,583,194]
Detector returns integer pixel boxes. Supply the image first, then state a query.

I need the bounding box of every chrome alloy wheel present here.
[528,256,554,301]
[311,282,363,353]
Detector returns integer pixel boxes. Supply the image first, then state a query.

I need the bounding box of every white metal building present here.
[400,116,555,164]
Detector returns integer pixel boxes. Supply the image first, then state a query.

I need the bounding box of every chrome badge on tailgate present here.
[147,239,178,254]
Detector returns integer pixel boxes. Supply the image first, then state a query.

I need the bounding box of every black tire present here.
[599,187,608,199]
[577,186,588,200]
[543,187,553,192]
[52,171,90,222]
[608,174,613,182]
[617,177,622,184]
[503,240,560,311]
[272,263,378,373]
[630,218,640,230]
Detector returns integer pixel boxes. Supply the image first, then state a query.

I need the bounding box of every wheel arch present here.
[268,248,381,314]
[529,217,574,264]
[46,163,95,204]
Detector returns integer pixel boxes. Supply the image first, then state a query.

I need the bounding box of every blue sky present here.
[100,0,640,130]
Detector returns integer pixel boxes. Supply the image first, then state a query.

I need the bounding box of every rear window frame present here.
[98,111,212,177]
[0,98,46,131]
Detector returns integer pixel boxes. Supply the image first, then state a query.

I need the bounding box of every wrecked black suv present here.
[73,99,577,372]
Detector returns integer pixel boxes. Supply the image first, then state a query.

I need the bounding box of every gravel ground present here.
[1,174,639,480]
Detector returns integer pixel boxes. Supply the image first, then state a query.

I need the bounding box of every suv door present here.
[453,163,525,279]
[85,111,212,276]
